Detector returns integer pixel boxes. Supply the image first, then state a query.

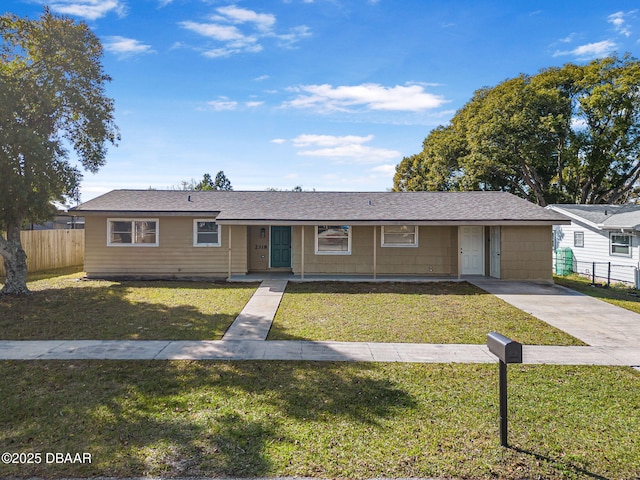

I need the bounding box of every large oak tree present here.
[0,9,118,295]
[393,55,640,206]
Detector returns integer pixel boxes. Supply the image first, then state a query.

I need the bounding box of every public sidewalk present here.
[1,279,639,367]
[0,339,638,365]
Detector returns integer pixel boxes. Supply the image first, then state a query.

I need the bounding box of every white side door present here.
[490,226,501,279]
[461,226,484,275]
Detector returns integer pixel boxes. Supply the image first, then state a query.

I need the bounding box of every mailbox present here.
[487,332,522,364]
[487,331,523,448]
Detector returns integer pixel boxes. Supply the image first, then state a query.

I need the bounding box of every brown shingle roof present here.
[71,190,569,225]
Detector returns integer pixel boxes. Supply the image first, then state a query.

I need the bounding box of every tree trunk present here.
[0,224,30,295]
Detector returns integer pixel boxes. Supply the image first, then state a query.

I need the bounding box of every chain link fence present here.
[554,253,639,288]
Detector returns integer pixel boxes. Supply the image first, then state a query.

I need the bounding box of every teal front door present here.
[270,226,291,268]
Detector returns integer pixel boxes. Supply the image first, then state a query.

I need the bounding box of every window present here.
[108,219,158,246]
[194,220,221,247]
[610,233,632,257]
[382,225,418,247]
[315,225,351,254]
[573,231,584,248]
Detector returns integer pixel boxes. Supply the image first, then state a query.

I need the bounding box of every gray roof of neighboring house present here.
[548,204,640,230]
[71,190,570,225]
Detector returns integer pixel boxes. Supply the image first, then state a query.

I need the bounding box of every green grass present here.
[0,361,637,479]
[269,282,584,345]
[555,274,640,314]
[0,270,258,340]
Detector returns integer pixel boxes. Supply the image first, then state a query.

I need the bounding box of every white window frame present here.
[573,231,584,248]
[381,225,419,248]
[315,225,352,255]
[610,232,632,257]
[193,219,221,247]
[107,218,159,247]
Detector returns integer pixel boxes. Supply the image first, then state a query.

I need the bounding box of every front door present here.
[461,226,484,275]
[490,226,501,279]
[270,226,291,268]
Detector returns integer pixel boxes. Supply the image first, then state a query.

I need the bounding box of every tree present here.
[393,55,640,206]
[563,56,640,203]
[265,185,310,191]
[194,171,233,191]
[0,10,119,295]
[393,125,468,192]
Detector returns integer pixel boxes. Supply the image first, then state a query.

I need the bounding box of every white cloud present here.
[47,0,126,20]
[553,40,617,59]
[103,36,154,58]
[217,5,276,32]
[571,117,587,130]
[270,138,287,144]
[254,75,270,82]
[608,10,636,37]
[290,134,401,164]
[273,25,312,47]
[371,164,396,175]
[558,33,577,43]
[245,101,264,108]
[284,83,447,113]
[207,98,238,111]
[292,134,374,147]
[180,5,310,58]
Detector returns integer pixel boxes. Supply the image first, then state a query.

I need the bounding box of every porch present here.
[228,272,480,283]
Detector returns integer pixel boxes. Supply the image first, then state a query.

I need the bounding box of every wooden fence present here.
[0,230,84,275]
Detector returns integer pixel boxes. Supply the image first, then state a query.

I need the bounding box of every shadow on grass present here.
[282,280,490,296]
[0,360,417,477]
[0,279,257,340]
[511,446,610,480]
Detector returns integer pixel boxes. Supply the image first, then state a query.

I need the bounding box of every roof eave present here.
[71,210,220,217]
[546,205,601,229]
[216,219,568,226]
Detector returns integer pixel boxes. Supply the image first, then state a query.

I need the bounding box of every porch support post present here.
[227,226,232,280]
[457,226,462,279]
[373,226,377,279]
[301,226,305,280]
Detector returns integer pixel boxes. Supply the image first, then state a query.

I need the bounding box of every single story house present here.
[547,203,640,285]
[70,190,569,281]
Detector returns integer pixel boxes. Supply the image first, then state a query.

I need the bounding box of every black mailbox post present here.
[487,332,522,448]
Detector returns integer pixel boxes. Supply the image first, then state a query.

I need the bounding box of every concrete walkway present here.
[1,279,639,367]
[222,279,287,340]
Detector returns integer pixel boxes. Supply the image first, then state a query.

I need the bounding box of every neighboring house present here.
[69,190,569,281]
[547,204,640,285]
[24,214,85,230]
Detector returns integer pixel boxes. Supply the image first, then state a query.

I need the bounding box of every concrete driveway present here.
[469,278,640,347]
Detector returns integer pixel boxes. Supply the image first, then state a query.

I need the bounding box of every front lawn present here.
[0,361,637,479]
[269,282,583,345]
[0,271,258,340]
[555,274,640,314]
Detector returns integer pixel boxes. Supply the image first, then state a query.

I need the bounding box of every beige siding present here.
[84,216,247,278]
[84,218,552,280]
[292,225,458,276]
[500,225,553,281]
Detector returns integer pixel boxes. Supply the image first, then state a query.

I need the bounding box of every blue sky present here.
[6,1,640,201]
